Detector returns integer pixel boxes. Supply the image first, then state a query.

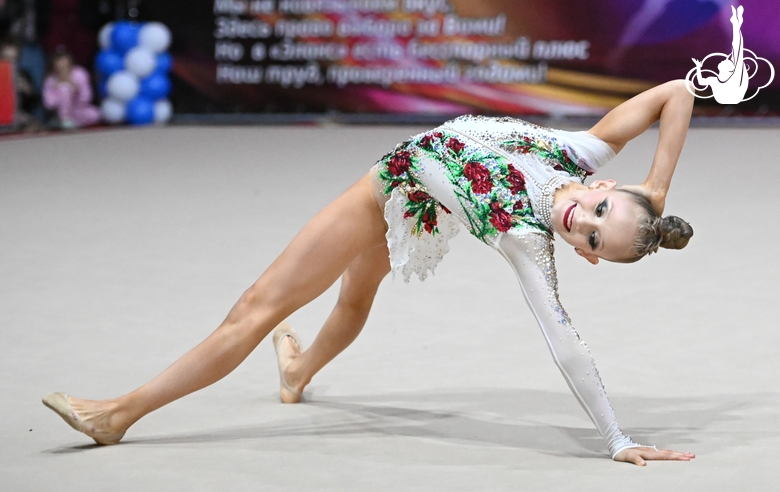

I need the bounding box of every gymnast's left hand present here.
[618,183,666,215]
[613,446,696,466]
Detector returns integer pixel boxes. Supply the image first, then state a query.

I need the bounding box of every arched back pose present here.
[43,79,696,466]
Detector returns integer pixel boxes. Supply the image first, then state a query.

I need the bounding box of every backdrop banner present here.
[143,0,780,116]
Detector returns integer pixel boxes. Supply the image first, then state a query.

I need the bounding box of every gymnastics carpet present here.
[0,125,778,491]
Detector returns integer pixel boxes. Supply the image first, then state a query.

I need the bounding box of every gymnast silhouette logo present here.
[685,5,774,104]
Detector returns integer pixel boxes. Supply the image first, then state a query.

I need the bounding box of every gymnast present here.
[44,79,696,466]
[692,5,749,104]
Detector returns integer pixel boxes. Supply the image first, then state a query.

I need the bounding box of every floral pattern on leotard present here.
[376,144,450,236]
[377,130,551,244]
[499,135,593,182]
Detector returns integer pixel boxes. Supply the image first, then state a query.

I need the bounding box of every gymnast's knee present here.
[226,279,291,326]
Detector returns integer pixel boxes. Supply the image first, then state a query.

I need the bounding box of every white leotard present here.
[371,116,640,459]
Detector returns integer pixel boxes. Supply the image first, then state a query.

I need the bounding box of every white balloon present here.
[153,99,173,123]
[101,98,126,124]
[124,47,157,78]
[98,23,114,50]
[139,22,172,53]
[106,71,140,101]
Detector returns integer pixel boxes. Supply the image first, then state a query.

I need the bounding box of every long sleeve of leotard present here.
[494,231,641,459]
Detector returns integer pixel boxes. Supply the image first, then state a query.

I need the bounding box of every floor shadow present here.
[41,388,779,457]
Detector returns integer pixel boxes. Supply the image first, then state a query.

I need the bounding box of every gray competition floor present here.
[1,124,778,491]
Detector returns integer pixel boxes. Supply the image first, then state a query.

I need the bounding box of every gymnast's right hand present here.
[613,446,696,466]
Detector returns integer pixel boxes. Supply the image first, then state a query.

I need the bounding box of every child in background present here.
[42,48,100,129]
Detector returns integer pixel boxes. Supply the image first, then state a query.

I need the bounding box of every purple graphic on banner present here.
[138,0,780,117]
[685,5,775,104]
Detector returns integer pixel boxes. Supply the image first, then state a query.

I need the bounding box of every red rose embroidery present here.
[404,210,415,219]
[420,135,434,148]
[446,138,465,154]
[505,164,526,194]
[515,137,533,154]
[388,150,412,176]
[489,203,512,232]
[409,190,431,203]
[433,131,444,139]
[422,208,437,234]
[513,200,525,211]
[463,162,493,194]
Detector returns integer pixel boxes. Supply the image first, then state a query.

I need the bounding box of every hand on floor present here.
[614,446,695,466]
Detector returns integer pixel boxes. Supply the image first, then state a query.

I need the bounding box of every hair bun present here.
[660,216,693,250]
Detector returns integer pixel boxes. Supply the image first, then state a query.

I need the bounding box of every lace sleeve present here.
[495,231,641,459]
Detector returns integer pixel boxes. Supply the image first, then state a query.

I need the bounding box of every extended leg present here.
[44,173,388,443]
[275,241,391,402]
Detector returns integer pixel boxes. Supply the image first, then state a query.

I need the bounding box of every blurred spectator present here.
[1,0,49,87]
[1,38,42,129]
[42,48,99,129]
[3,0,111,85]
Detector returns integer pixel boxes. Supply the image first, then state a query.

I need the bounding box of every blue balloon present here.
[98,80,108,98]
[126,96,154,125]
[155,52,173,73]
[95,50,124,76]
[111,21,140,54]
[139,72,171,100]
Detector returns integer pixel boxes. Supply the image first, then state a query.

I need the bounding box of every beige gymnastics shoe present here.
[42,392,125,445]
[272,321,305,404]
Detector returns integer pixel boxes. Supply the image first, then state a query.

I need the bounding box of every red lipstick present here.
[563,204,576,232]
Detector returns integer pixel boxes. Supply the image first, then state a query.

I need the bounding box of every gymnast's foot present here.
[272,322,307,404]
[731,5,743,26]
[42,393,127,445]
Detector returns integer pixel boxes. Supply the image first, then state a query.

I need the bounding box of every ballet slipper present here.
[272,322,304,404]
[42,392,125,445]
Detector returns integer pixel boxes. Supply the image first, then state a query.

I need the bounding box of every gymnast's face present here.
[551,180,638,264]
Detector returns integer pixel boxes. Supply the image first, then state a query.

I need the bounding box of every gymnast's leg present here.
[274,240,392,403]
[43,173,389,444]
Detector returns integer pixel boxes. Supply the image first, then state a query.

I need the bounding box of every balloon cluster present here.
[96,21,173,125]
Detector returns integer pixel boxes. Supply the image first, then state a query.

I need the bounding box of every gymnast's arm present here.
[693,60,712,87]
[495,232,640,459]
[587,80,694,215]
[495,232,695,464]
